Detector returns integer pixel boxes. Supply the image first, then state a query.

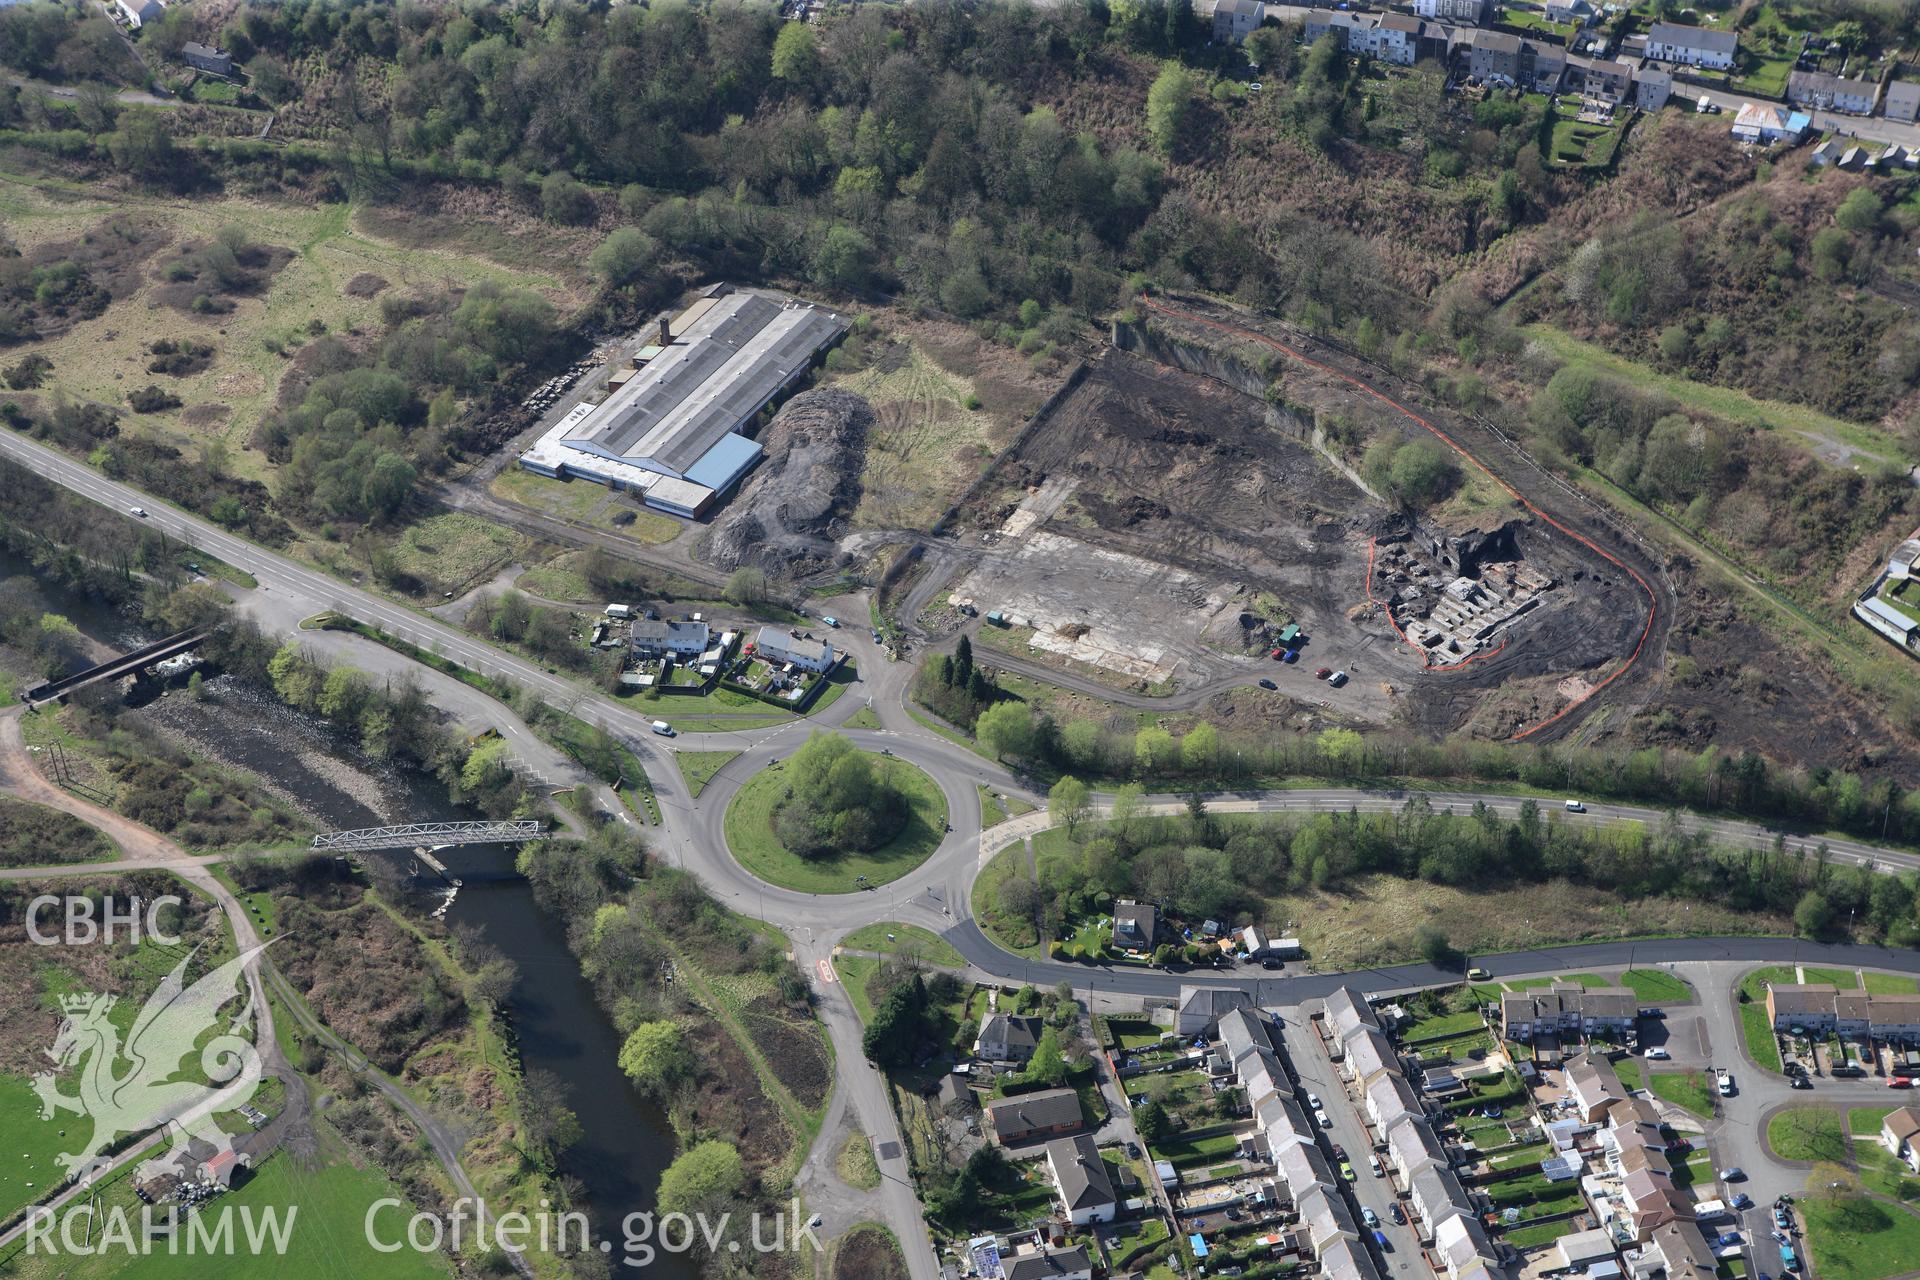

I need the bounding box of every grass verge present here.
[722,754,947,894]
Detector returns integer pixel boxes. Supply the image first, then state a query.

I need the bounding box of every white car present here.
[1315,1108,1332,1129]
[1646,1047,1671,1060]
[1564,799,1586,813]
[1307,1092,1323,1110]
[1717,1072,1735,1097]
[129,506,147,518]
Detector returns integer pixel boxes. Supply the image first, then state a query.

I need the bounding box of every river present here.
[0,552,690,1274]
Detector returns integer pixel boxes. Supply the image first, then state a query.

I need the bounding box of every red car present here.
[1271,648,1286,659]
[1315,667,1333,679]
[1890,1077,1913,1088]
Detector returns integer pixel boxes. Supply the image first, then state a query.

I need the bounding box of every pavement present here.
[16,425,1920,1280]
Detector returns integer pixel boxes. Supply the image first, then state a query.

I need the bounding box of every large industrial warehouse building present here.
[519,288,847,518]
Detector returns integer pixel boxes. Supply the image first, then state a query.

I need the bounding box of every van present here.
[823,616,840,628]
[1564,799,1586,813]
[651,720,674,737]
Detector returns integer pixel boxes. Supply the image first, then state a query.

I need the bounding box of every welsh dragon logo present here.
[33,943,271,1187]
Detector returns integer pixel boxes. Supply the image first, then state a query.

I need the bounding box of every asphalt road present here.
[16,426,1920,1280]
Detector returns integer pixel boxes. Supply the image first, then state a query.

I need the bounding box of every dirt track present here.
[1129,292,1677,744]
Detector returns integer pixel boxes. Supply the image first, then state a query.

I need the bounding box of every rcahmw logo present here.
[23,1203,297,1257]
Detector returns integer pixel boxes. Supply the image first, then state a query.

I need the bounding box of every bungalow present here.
[984,1088,1083,1145]
[1113,901,1158,951]
[975,1013,1045,1064]
[181,42,234,76]
[1644,21,1737,70]
[1045,1135,1117,1225]
[1888,80,1920,123]
[1210,0,1265,43]
[1387,1113,1449,1182]
[1566,1053,1626,1123]
[1882,1104,1920,1173]
[751,625,835,673]
[1176,985,1253,1036]
[632,619,711,660]
[1366,1072,1424,1134]
[1005,1246,1093,1280]
[1788,70,1877,115]
[1409,1162,1475,1236]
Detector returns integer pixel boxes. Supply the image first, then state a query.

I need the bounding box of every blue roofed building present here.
[520,287,847,518]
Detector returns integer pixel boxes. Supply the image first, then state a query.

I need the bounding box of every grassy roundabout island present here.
[723,733,948,894]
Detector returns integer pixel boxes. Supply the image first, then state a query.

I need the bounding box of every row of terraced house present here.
[1763,984,1920,1040]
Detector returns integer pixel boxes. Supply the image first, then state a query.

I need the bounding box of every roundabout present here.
[720,741,949,895]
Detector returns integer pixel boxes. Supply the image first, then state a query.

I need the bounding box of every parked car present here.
[1720,1168,1745,1182]
[822,616,840,628]
[1307,1092,1323,1110]
[1259,678,1278,690]
[1718,1072,1735,1097]
[1732,1193,1754,1210]
[1369,1155,1383,1178]
[1467,967,1490,980]
[1282,649,1298,663]
[1316,1108,1333,1129]
[1646,1047,1671,1060]
[1339,1161,1355,1182]
[1327,670,1349,687]
[1362,1207,1379,1229]
[1315,667,1333,679]
[1889,1076,1913,1088]
[1390,1204,1406,1225]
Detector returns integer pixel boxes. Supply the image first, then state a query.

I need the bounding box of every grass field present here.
[674,749,741,799]
[488,472,682,546]
[837,1130,880,1191]
[1800,1191,1920,1280]
[723,754,947,894]
[0,1142,447,1280]
[827,338,1007,531]
[1619,969,1694,1002]
[1768,1107,1849,1163]
[385,514,524,598]
[1616,1058,1644,1092]
[0,168,576,486]
[838,922,966,968]
[1649,1069,1717,1122]
[1522,324,1904,466]
[0,1074,76,1228]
